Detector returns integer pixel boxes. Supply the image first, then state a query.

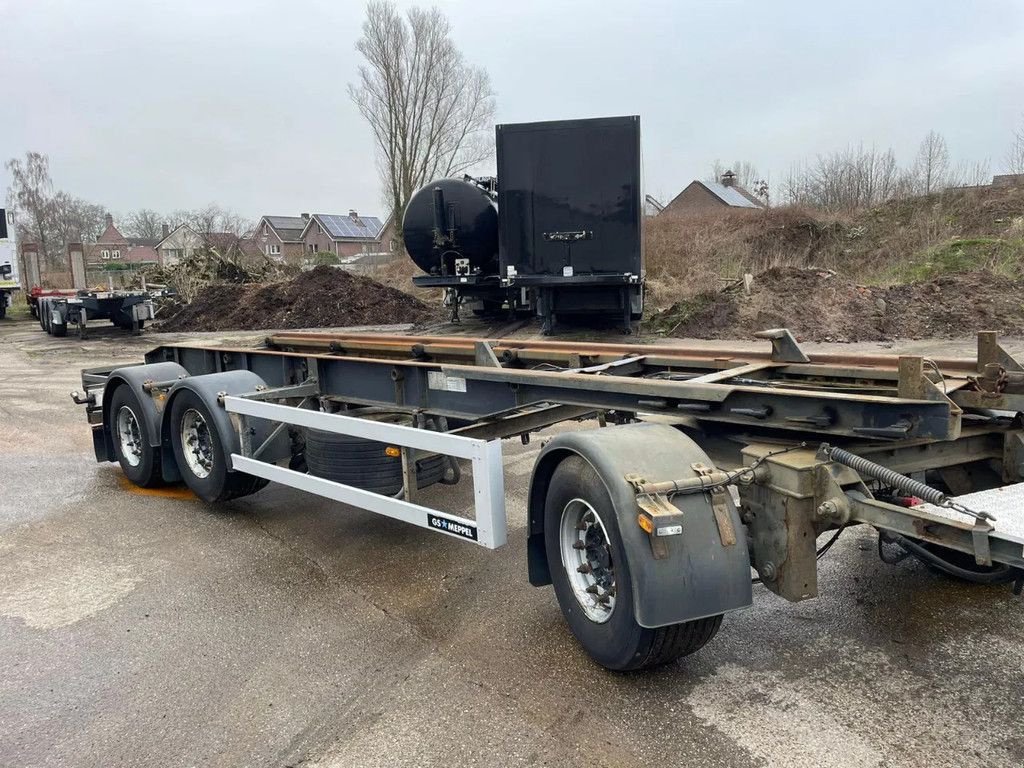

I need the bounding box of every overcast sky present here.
[3,0,1022,222]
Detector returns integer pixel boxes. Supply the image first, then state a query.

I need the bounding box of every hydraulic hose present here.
[882,532,1018,584]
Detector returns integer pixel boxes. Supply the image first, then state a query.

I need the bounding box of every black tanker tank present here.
[402,176,498,276]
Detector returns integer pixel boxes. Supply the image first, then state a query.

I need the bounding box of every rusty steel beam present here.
[266,330,993,376]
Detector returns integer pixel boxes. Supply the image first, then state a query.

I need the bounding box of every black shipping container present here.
[496,115,643,284]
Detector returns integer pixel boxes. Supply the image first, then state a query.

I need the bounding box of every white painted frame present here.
[222,396,507,549]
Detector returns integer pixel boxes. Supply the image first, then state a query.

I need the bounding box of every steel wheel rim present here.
[180,408,214,479]
[116,405,144,468]
[559,497,617,623]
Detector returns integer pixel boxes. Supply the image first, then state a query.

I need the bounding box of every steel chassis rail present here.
[75,328,1024,605]
[141,329,1024,444]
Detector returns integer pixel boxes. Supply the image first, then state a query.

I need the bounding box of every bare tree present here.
[948,158,991,187]
[782,145,903,211]
[1008,115,1024,174]
[707,159,759,188]
[349,1,496,221]
[48,192,105,250]
[5,151,54,262]
[123,208,166,241]
[176,204,255,262]
[913,130,950,193]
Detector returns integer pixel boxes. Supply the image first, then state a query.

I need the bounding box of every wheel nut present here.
[577,563,592,574]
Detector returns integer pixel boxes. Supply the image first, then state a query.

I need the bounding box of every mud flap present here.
[527,423,753,628]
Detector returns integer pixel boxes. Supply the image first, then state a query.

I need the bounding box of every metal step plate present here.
[917,483,1024,545]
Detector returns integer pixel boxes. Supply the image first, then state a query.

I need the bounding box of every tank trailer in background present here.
[403,116,645,334]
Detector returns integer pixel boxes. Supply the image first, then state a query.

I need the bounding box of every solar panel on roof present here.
[316,214,384,239]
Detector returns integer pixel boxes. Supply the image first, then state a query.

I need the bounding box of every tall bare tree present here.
[48,192,105,251]
[913,130,950,193]
[123,208,166,241]
[5,151,54,262]
[349,1,496,221]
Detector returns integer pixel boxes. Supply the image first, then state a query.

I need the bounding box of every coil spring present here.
[825,445,948,506]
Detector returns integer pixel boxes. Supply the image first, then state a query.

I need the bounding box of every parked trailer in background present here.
[0,207,19,319]
[38,290,155,338]
[72,329,1024,670]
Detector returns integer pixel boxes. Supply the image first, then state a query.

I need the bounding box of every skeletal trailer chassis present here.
[76,328,1024,668]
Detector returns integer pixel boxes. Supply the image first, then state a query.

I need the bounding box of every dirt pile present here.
[648,267,1024,342]
[159,266,439,332]
[644,184,1024,297]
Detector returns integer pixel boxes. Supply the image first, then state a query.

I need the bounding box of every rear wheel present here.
[544,455,722,671]
[169,389,266,503]
[109,385,162,487]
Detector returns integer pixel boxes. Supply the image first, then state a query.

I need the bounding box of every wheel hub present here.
[116,405,144,467]
[180,408,214,479]
[559,498,617,623]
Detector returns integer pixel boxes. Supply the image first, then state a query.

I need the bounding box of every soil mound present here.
[160,266,438,332]
[649,267,1024,342]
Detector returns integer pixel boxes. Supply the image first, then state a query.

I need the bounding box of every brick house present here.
[299,210,389,260]
[87,213,160,266]
[660,171,765,217]
[154,224,253,266]
[254,215,309,263]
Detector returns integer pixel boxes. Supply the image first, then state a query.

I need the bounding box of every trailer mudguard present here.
[162,371,290,471]
[98,362,190,463]
[527,423,753,628]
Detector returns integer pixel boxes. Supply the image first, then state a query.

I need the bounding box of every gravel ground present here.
[1,316,1023,768]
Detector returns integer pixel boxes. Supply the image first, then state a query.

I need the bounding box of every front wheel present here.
[169,389,266,503]
[543,455,722,671]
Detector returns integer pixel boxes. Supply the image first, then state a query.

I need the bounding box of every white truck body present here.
[0,207,20,309]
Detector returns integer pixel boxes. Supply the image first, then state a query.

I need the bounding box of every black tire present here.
[41,300,52,333]
[109,385,163,487]
[52,319,68,337]
[304,426,447,495]
[543,455,722,671]
[169,389,266,503]
[0,302,6,320]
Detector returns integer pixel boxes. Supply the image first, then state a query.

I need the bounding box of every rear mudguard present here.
[162,371,290,474]
[527,423,753,628]
[98,362,190,465]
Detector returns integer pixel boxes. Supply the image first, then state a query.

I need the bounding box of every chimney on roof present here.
[721,170,737,188]
[301,213,310,220]
[104,212,114,228]
[161,223,169,239]
[348,209,358,219]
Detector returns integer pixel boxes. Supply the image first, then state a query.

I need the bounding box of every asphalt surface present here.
[2,315,1023,768]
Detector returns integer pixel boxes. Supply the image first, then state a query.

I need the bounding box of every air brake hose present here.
[882,532,1018,585]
